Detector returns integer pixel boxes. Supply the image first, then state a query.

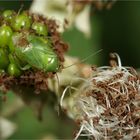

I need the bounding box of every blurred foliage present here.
[63,1,140,68]
[62,23,102,65]
[2,91,76,139]
[94,1,140,68]
[9,104,75,139]
[1,0,140,139]
[0,0,32,11]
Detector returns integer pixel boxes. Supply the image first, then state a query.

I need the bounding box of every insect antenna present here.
[59,50,103,107]
[63,49,103,69]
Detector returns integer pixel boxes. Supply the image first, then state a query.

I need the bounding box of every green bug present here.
[9,33,59,73]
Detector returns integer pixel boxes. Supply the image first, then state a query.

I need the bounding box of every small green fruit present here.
[0,49,9,69]
[12,14,31,31]
[8,63,21,77]
[32,22,48,36]
[0,25,13,47]
[2,10,14,22]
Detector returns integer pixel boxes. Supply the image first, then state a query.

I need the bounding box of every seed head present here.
[62,53,140,140]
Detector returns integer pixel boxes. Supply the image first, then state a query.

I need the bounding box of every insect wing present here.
[22,35,59,72]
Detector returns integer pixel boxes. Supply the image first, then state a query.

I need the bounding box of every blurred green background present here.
[0,0,140,139]
[63,1,140,68]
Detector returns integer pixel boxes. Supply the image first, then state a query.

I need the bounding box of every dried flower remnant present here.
[75,0,116,10]
[30,0,116,37]
[92,0,117,10]
[61,53,140,140]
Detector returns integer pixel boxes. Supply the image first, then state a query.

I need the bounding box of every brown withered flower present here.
[61,53,140,140]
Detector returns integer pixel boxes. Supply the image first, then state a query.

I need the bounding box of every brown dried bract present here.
[0,70,54,94]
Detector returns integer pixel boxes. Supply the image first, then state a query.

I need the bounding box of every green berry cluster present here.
[0,10,60,77]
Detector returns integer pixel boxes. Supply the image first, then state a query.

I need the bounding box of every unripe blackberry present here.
[0,10,68,93]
